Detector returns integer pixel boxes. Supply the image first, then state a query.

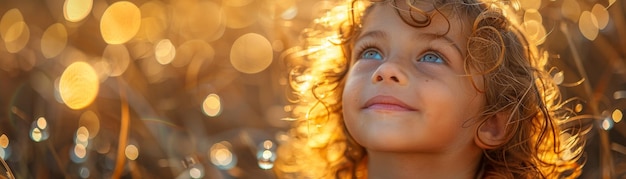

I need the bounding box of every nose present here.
[371,62,408,85]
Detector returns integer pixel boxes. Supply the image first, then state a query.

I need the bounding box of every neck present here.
[366,150,482,179]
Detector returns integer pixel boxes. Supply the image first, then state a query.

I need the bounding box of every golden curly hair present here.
[275,0,587,178]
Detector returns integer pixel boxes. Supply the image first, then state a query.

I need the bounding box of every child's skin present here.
[343,2,506,178]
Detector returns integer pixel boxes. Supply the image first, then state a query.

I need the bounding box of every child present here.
[275,0,586,178]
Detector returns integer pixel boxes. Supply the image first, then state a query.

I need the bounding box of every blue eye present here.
[360,49,383,60]
[419,53,444,64]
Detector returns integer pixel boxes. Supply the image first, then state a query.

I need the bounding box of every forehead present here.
[359,1,471,49]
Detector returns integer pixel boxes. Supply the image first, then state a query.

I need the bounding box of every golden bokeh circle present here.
[579,11,599,41]
[100,1,141,44]
[613,109,623,123]
[64,0,93,22]
[79,111,101,139]
[561,0,581,23]
[0,134,8,148]
[155,39,176,65]
[103,44,130,76]
[230,33,273,74]
[591,4,609,30]
[59,62,100,110]
[41,23,68,58]
[4,21,30,53]
[125,144,139,160]
[203,93,222,117]
[0,8,23,41]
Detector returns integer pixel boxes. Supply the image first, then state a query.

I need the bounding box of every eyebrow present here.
[356,30,464,57]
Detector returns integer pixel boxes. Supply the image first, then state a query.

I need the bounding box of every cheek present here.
[342,72,362,108]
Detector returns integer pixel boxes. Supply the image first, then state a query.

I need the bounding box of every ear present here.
[475,112,508,149]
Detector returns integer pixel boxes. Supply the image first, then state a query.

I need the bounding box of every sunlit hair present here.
[275,0,587,178]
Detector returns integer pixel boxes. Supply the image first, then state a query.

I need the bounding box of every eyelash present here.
[354,42,449,64]
[355,42,380,59]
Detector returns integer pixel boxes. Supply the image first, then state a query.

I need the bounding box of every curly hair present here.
[274,0,586,178]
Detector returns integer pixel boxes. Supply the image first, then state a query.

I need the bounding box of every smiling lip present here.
[363,95,416,111]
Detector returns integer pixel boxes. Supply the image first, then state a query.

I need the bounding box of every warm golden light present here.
[171,1,223,41]
[30,128,42,142]
[613,109,623,123]
[100,1,141,44]
[210,142,234,167]
[76,126,90,144]
[561,0,581,22]
[522,20,546,45]
[3,21,29,53]
[155,39,176,65]
[524,9,542,24]
[79,111,100,139]
[36,117,47,130]
[137,1,166,43]
[0,8,23,41]
[125,144,139,160]
[173,40,214,68]
[63,0,93,22]
[41,23,68,58]
[223,4,257,29]
[579,11,599,40]
[102,44,130,77]
[519,0,540,10]
[224,0,253,7]
[202,93,221,117]
[263,140,273,149]
[230,33,273,74]
[59,62,100,110]
[591,4,609,30]
[0,134,8,148]
[601,118,613,130]
[189,167,202,178]
[74,144,87,158]
[551,71,564,85]
[574,103,583,113]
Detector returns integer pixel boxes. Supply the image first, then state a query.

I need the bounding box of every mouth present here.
[363,95,416,111]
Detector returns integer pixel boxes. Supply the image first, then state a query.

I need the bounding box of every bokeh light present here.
[613,109,623,123]
[575,103,583,113]
[210,141,236,170]
[0,0,624,178]
[102,44,130,77]
[36,117,48,130]
[579,11,599,41]
[79,166,90,178]
[561,0,581,22]
[602,118,614,130]
[0,8,29,53]
[30,128,43,142]
[59,62,100,110]
[137,1,167,43]
[591,4,609,30]
[75,126,90,146]
[202,93,222,117]
[257,140,276,169]
[155,39,176,65]
[230,33,273,74]
[63,0,93,22]
[100,1,141,44]
[41,23,68,58]
[125,144,139,160]
[519,0,540,10]
[79,111,101,139]
[189,165,204,179]
[71,144,87,163]
[0,134,8,149]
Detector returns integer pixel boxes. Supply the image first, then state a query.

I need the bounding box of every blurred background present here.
[0,0,624,178]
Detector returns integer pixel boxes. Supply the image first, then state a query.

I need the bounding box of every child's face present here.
[342,2,486,153]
